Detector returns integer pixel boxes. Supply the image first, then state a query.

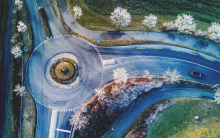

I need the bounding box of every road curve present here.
[106,89,214,138]
[56,0,220,56]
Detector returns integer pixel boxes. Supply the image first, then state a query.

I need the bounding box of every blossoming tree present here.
[73,5,83,20]
[174,14,196,32]
[110,7,132,30]
[17,21,27,33]
[113,68,128,84]
[142,14,157,29]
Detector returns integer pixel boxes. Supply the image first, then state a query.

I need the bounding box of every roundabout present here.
[26,36,103,110]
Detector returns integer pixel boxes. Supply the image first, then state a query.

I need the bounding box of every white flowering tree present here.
[214,88,220,104]
[73,5,83,20]
[15,0,23,11]
[208,22,220,43]
[174,14,196,32]
[17,21,27,33]
[162,21,175,31]
[163,68,181,84]
[11,44,22,58]
[13,84,26,96]
[144,70,150,77]
[194,29,207,38]
[95,88,107,101]
[113,68,128,84]
[142,14,157,29]
[69,112,88,130]
[110,7,132,30]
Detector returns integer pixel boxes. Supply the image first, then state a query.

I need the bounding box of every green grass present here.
[38,8,52,37]
[86,0,220,24]
[66,0,213,31]
[146,98,220,138]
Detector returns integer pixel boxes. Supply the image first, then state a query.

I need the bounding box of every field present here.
[146,98,220,138]
[66,0,216,31]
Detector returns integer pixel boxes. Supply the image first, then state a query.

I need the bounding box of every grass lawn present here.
[66,0,213,31]
[146,98,220,138]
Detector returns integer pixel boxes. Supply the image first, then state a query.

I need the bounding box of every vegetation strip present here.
[76,74,214,138]
[38,7,52,37]
[6,0,36,137]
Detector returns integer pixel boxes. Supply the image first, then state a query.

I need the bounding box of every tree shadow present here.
[101,31,125,39]
[167,33,176,41]
[194,40,209,49]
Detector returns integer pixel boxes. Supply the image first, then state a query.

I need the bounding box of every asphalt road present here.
[0,0,14,137]
[23,0,220,137]
[106,89,215,138]
[56,0,220,56]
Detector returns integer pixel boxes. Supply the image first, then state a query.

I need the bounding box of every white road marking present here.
[49,110,58,138]
[56,128,71,133]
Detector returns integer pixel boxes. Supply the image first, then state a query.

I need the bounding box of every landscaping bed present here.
[50,57,79,84]
[72,76,214,138]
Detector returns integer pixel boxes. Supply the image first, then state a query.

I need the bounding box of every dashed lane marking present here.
[136,47,145,49]
[188,52,197,56]
[205,58,214,62]
[171,49,180,51]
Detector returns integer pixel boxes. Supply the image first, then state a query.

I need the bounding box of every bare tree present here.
[163,67,181,84]
[214,88,220,104]
[208,22,220,43]
[73,5,83,20]
[11,44,22,58]
[110,7,132,30]
[113,68,128,84]
[174,14,196,33]
[13,84,26,96]
[142,14,157,29]
[17,21,27,33]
